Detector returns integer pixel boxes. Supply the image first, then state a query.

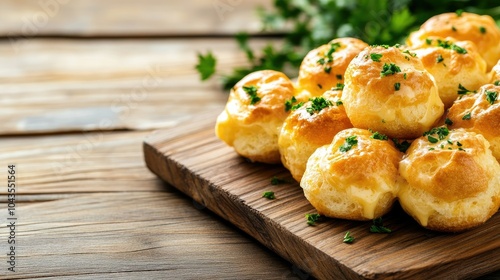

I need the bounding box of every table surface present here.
[0,1,498,279]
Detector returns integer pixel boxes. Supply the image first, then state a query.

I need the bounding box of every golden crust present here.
[491,60,500,84]
[413,38,487,108]
[398,128,500,232]
[301,128,402,220]
[296,37,368,99]
[406,12,500,70]
[279,90,353,182]
[342,45,444,139]
[447,84,500,160]
[215,70,295,164]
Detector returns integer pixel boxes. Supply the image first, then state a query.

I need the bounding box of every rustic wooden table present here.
[0,1,498,279]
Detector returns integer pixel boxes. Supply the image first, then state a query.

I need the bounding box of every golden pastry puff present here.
[413,37,487,109]
[342,45,444,139]
[295,37,368,100]
[491,59,500,84]
[406,12,500,70]
[301,128,402,220]
[278,90,353,182]
[447,84,500,161]
[398,127,500,232]
[215,70,295,164]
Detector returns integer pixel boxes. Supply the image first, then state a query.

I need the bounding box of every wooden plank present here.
[0,192,296,279]
[0,0,274,37]
[0,38,280,134]
[143,116,500,280]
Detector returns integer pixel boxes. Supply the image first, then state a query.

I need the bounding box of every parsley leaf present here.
[262,191,275,199]
[462,112,472,120]
[392,139,411,153]
[271,176,287,185]
[423,127,449,140]
[370,217,392,233]
[242,85,261,105]
[457,84,476,95]
[370,53,383,62]
[394,82,401,91]
[306,97,333,115]
[285,97,304,112]
[195,51,217,81]
[371,131,388,140]
[339,136,358,153]
[381,63,401,77]
[495,80,500,86]
[436,54,444,63]
[305,213,321,226]
[486,90,498,105]
[343,231,355,244]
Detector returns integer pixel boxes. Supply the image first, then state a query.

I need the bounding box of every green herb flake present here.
[457,84,476,95]
[371,131,388,140]
[452,26,457,32]
[456,9,464,17]
[479,26,487,34]
[339,135,358,153]
[462,112,472,120]
[402,50,417,57]
[305,213,321,226]
[271,176,287,185]
[262,191,275,199]
[195,51,217,80]
[403,73,407,80]
[324,66,332,74]
[427,135,439,143]
[370,53,383,62]
[336,100,343,106]
[451,44,467,54]
[486,90,498,105]
[392,139,411,153]
[306,97,333,115]
[425,38,433,45]
[437,40,467,54]
[445,118,454,126]
[336,74,343,80]
[332,83,345,90]
[394,82,401,91]
[370,217,392,233]
[381,63,401,77]
[242,85,261,105]
[436,54,444,63]
[457,141,463,147]
[343,231,355,244]
[494,80,500,86]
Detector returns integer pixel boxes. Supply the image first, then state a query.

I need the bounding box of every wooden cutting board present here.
[143,115,500,280]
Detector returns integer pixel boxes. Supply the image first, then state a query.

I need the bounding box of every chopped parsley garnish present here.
[445,118,454,126]
[305,213,321,226]
[486,90,498,105]
[339,135,358,152]
[318,42,341,73]
[495,80,500,86]
[371,131,388,140]
[336,74,343,80]
[437,39,467,54]
[402,49,417,57]
[394,82,401,91]
[456,9,463,17]
[427,136,439,143]
[324,66,332,74]
[403,73,407,79]
[271,176,287,185]
[195,51,217,80]
[392,139,410,153]
[380,63,401,77]
[424,127,449,140]
[457,141,463,147]
[462,112,472,120]
[318,84,323,89]
[436,54,444,63]
[343,231,355,244]
[480,26,487,34]
[306,97,333,115]
[262,191,275,199]
[370,53,383,62]
[242,85,261,105]
[457,84,476,96]
[332,83,345,90]
[370,217,392,233]
[335,100,343,106]
[425,38,433,45]
[451,26,457,32]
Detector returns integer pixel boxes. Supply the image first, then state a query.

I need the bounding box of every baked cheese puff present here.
[278,90,353,182]
[342,45,444,139]
[300,128,402,220]
[295,37,368,100]
[398,127,500,232]
[491,59,500,84]
[413,37,488,109]
[406,12,500,70]
[215,70,295,164]
[447,84,500,161]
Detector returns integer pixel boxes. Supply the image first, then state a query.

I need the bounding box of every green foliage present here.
[197,0,500,89]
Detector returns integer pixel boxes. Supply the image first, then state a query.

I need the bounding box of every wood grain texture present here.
[144,117,500,280]
[0,192,297,280]
[0,38,279,135]
[0,0,274,37]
